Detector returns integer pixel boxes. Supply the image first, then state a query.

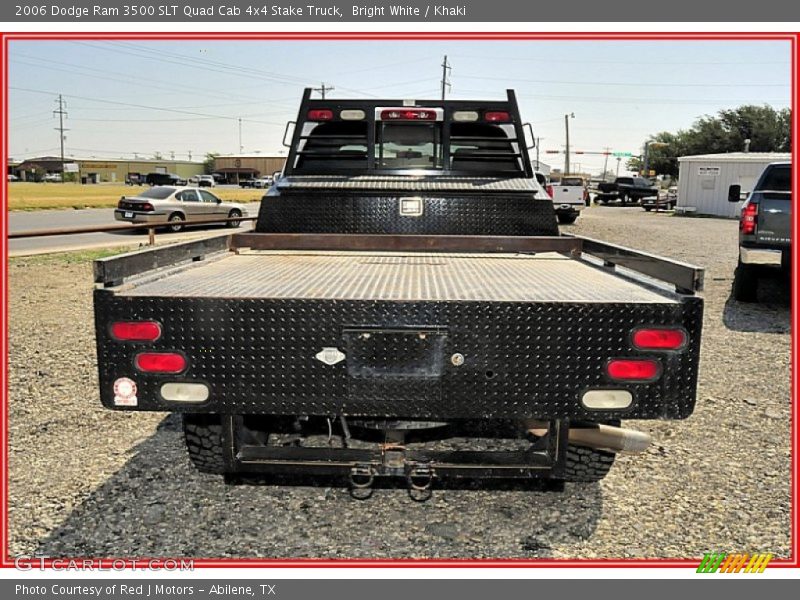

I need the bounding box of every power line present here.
[458,74,788,88]
[9,86,285,126]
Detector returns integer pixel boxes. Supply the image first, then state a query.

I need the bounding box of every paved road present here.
[8,202,262,256]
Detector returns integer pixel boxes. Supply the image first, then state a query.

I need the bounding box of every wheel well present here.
[168,211,185,220]
[228,208,242,216]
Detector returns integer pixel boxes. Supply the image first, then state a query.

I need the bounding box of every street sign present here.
[612,152,632,157]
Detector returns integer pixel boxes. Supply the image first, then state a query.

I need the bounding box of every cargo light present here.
[632,328,687,351]
[485,111,511,123]
[453,110,479,122]
[307,109,334,121]
[135,352,187,374]
[740,202,758,235]
[381,109,436,121]
[340,109,366,120]
[606,359,660,382]
[111,321,162,342]
[160,382,209,403]
[545,184,554,199]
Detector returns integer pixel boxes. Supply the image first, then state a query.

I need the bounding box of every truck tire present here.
[733,261,758,302]
[557,213,578,225]
[183,414,226,474]
[562,444,616,482]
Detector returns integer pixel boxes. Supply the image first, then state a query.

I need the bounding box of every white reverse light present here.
[160,382,210,403]
[581,389,633,410]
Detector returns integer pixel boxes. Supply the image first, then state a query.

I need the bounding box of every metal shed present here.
[676,152,791,218]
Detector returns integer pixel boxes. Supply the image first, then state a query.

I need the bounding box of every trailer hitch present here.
[406,465,435,502]
[349,464,376,499]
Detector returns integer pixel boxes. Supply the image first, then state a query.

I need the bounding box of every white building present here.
[676,152,791,218]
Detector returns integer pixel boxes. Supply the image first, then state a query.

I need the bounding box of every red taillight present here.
[606,359,660,381]
[485,111,511,123]
[307,109,334,121]
[111,321,162,342]
[135,352,187,373]
[545,184,554,198]
[632,328,686,350]
[380,109,436,121]
[141,202,154,212]
[740,202,758,235]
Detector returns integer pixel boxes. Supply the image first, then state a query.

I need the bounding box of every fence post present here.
[148,228,155,246]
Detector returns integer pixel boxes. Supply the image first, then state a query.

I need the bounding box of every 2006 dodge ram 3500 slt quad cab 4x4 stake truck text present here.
[93,90,704,494]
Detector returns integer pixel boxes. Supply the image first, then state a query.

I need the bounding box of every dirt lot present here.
[7,206,791,559]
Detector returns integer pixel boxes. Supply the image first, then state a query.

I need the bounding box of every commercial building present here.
[213,153,287,183]
[676,152,791,218]
[11,156,205,183]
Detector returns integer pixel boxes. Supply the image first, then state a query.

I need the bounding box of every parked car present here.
[43,173,62,183]
[641,189,677,211]
[145,172,186,186]
[550,175,588,224]
[239,178,257,188]
[198,175,216,187]
[114,186,248,232]
[253,176,274,189]
[126,173,145,186]
[595,176,659,204]
[7,174,19,182]
[728,162,791,302]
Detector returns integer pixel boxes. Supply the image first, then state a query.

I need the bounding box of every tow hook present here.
[349,465,375,500]
[406,465,435,502]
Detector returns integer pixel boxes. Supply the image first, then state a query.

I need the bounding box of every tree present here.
[204,152,219,175]
[634,105,791,178]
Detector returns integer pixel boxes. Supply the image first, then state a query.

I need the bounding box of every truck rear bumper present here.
[740,246,783,266]
[94,252,703,421]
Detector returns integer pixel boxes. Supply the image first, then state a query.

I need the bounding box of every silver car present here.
[114,186,247,232]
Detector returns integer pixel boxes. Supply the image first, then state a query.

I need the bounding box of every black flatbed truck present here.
[93,90,704,492]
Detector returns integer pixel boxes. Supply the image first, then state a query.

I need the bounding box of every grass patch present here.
[10,246,132,265]
[8,182,264,211]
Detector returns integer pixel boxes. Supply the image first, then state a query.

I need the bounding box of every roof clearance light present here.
[381,109,436,121]
[632,328,687,351]
[135,352,187,374]
[606,359,661,382]
[340,109,366,120]
[111,321,162,342]
[453,111,479,122]
[485,111,511,123]
[307,109,334,121]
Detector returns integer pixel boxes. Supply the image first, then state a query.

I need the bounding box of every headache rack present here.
[282,88,535,178]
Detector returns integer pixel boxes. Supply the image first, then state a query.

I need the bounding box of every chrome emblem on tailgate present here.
[315,347,346,365]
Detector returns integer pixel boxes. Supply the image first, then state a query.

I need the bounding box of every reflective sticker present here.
[113,377,138,407]
[315,347,346,365]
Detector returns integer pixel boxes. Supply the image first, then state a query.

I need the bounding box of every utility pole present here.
[535,137,540,171]
[238,118,243,153]
[313,83,334,99]
[441,55,451,100]
[564,113,574,175]
[170,150,175,160]
[53,94,68,183]
[188,150,192,161]
[616,156,621,177]
[602,147,611,181]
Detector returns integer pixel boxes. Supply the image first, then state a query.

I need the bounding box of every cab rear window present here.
[757,165,791,192]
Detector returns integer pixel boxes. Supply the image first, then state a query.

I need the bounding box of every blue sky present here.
[7,39,791,174]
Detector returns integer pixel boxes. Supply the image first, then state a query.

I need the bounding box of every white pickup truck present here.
[550,176,588,224]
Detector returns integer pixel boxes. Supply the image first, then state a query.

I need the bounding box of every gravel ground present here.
[8,206,791,559]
